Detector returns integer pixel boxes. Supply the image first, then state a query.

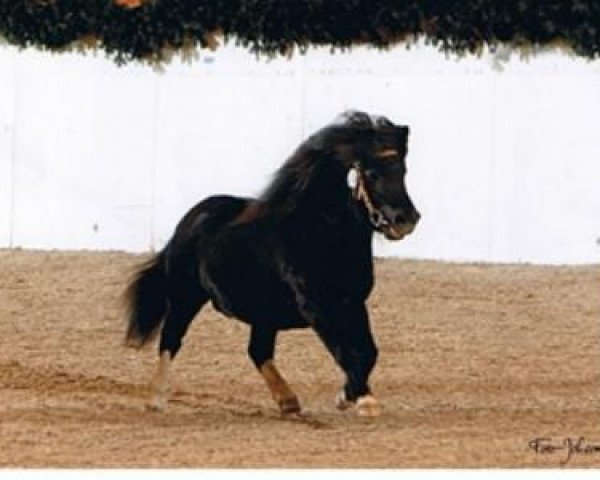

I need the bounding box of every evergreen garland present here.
[0,1,599,65]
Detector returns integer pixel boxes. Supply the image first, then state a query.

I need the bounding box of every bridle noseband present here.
[347,162,390,230]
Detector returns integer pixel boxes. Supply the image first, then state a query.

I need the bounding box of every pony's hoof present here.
[356,395,382,417]
[335,390,354,411]
[279,396,301,415]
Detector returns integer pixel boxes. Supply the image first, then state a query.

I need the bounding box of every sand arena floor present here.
[0,249,598,467]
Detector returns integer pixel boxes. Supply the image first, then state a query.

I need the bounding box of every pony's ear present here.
[372,115,409,142]
[373,120,409,154]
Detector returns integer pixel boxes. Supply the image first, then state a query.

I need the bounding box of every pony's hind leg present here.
[149,350,172,411]
[148,282,208,411]
[248,326,301,415]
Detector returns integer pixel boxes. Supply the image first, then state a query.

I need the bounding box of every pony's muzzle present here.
[381,205,420,225]
[379,206,420,240]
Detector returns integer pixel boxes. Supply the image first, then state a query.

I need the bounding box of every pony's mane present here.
[259,111,376,217]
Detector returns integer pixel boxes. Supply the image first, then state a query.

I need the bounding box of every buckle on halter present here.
[369,209,389,229]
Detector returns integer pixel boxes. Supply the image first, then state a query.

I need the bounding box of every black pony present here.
[125,111,420,417]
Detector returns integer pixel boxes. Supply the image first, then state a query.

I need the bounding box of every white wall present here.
[0,43,599,264]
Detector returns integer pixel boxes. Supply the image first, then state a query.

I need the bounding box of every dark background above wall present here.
[0,1,599,65]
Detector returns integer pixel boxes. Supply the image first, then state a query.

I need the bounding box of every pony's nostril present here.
[389,209,419,226]
[393,213,406,225]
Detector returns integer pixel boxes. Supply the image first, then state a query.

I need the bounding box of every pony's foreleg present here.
[248,326,301,414]
[282,269,380,416]
[313,305,381,417]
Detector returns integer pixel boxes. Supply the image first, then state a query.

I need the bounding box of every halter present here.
[347,162,390,230]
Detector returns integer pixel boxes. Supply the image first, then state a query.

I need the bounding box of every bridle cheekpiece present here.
[347,162,390,230]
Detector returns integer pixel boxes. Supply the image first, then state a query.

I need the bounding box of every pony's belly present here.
[221,293,310,330]
[205,268,310,330]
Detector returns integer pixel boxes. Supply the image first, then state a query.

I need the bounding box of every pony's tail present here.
[124,249,168,348]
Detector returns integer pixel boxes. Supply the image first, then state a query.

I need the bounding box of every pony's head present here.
[328,111,421,240]
[262,110,420,240]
